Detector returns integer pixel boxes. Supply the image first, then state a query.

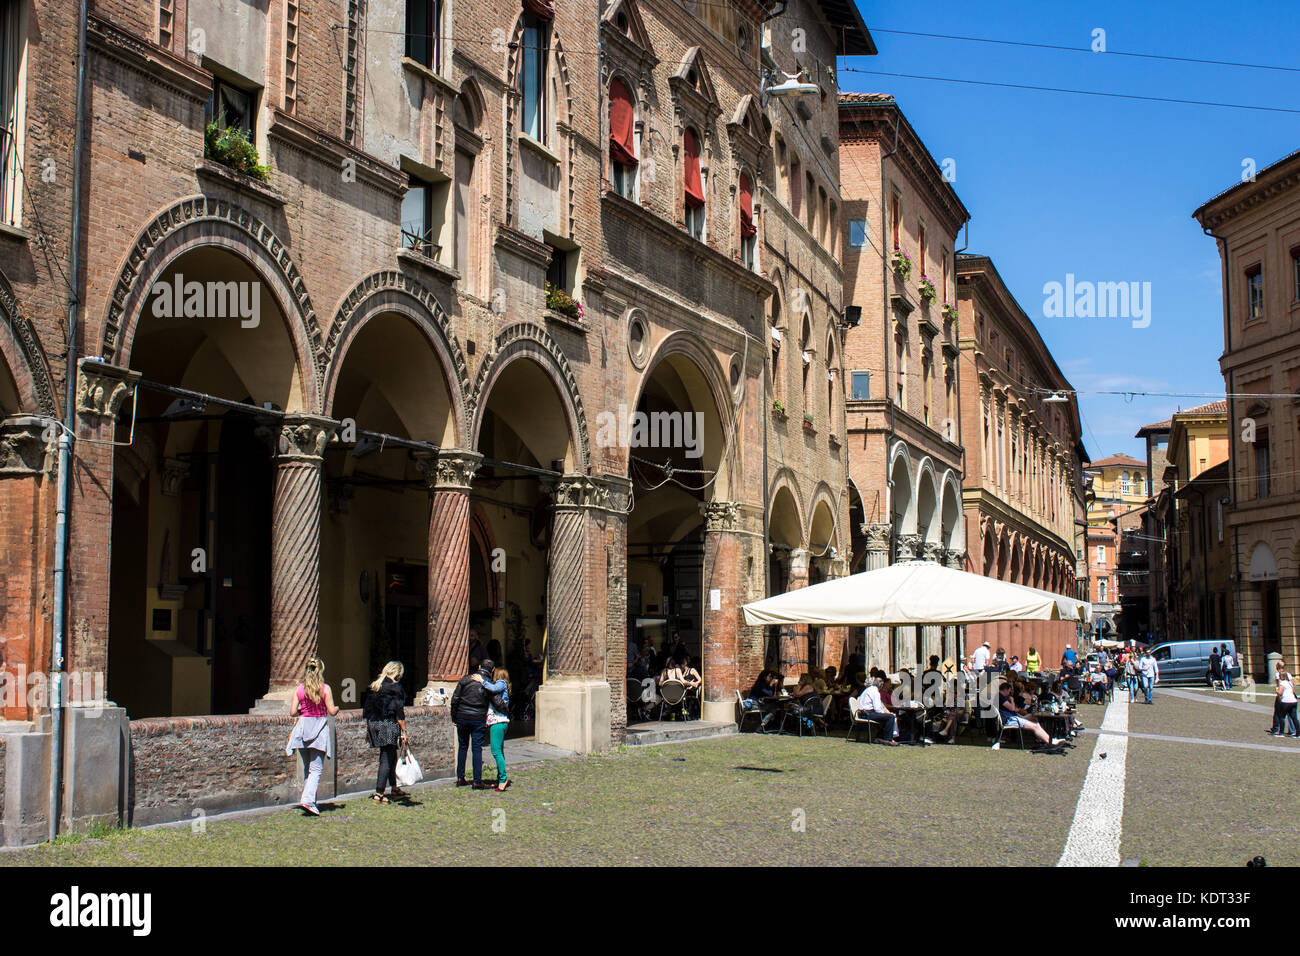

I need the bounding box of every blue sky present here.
[842,0,1300,460]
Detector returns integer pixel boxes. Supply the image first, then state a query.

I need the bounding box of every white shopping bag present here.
[395,745,423,787]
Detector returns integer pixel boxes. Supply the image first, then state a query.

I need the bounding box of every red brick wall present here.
[128,705,453,825]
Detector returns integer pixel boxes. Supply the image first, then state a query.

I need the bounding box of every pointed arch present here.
[322,270,471,446]
[100,195,322,410]
[0,271,57,416]
[471,322,589,470]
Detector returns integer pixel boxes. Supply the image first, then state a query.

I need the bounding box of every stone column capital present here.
[415,448,482,492]
[160,456,190,496]
[789,547,810,576]
[0,415,56,478]
[549,474,611,511]
[862,522,892,552]
[944,549,967,570]
[75,359,140,422]
[921,540,945,563]
[703,499,742,532]
[897,533,922,560]
[275,414,334,463]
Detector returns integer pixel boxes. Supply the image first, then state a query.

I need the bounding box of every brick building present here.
[838,93,969,672]
[758,0,870,678]
[1194,150,1300,679]
[1082,454,1148,638]
[954,254,1087,666]
[0,0,865,842]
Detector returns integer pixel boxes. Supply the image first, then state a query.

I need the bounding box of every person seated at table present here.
[815,667,836,694]
[1008,655,1024,673]
[995,682,1062,750]
[680,656,702,692]
[660,657,685,686]
[854,678,900,746]
[1086,665,1108,703]
[928,667,966,744]
[920,658,941,702]
[793,673,818,700]
[746,670,774,702]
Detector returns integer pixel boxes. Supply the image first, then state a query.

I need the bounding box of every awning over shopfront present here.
[742,559,1092,627]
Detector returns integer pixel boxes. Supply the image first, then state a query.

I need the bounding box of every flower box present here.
[891,248,912,280]
[919,276,937,303]
[545,282,584,322]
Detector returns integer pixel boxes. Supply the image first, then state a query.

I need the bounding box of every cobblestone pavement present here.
[5,692,1293,866]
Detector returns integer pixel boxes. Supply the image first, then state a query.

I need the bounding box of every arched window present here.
[519,10,551,142]
[683,127,705,239]
[609,77,637,198]
[769,286,784,408]
[739,171,756,268]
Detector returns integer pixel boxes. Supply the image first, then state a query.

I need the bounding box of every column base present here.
[250,688,295,715]
[416,680,458,707]
[701,699,736,725]
[535,677,610,754]
[62,703,129,833]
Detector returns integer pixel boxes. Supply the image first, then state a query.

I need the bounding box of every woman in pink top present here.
[286,658,340,815]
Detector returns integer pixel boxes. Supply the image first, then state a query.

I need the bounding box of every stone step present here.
[623,720,736,746]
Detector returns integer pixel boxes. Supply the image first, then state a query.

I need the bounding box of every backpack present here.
[449,679,465,722]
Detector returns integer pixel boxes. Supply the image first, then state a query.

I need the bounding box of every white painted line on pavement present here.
[1058,691,1129,867]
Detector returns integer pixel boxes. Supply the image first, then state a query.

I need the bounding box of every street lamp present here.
[762,70,819,107]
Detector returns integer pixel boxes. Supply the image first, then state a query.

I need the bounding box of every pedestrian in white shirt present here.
[971,641,991,672]
[1137,651,1159,704]
[854,680,900,745]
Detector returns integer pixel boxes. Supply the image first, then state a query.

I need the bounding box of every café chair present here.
[626,678,643,722]
[991,711,1027,750]
[658,679,687,721]
[846,697,883,744]
[735,690,763,733]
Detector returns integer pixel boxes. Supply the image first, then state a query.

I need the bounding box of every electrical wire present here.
[838,66,1300,116]
[865,27,1300,75]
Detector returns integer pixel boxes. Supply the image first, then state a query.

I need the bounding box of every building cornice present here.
[602,188,775,296]
[88,14,212,103]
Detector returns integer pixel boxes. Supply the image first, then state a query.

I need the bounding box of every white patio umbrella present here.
[742,559,1091,628]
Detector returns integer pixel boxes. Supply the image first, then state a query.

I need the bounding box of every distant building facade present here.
[955,255,1087,665]
[1195,151,1300,678]
[838,93,969,672]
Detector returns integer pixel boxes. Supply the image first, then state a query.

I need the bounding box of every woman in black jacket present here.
[364,661,407,803]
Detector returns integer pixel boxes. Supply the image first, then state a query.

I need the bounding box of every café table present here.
[894,700,929,745]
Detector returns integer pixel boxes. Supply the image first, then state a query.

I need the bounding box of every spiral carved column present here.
[416,450,481,686]
[267,415,332,694]
[546,475,606,676]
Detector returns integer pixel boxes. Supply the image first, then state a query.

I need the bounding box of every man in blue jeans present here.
[1137,650,1159,704]
[450,659,504,789]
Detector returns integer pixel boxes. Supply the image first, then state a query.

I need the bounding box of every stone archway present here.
[98,236,321,717]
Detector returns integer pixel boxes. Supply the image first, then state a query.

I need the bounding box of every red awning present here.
[609,78,637,167]
[523,0,555,20]
[684,129,704,209]
[739,173,756,237]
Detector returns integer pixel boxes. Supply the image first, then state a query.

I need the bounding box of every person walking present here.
[1268,660,1296,736]
[363,661,408,803]
[1209,645,1223,689]
[1137,649,1159,704]
[1220,644,1235,691]
[485,666,512,791]
[451,658,495,790]
[1123,653,1139,700]
[286,657,339,816]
